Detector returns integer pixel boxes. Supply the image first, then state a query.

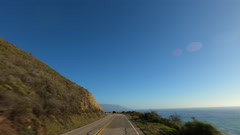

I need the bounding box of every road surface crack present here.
[124,128,128,134]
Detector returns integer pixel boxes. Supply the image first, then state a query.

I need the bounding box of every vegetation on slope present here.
[125,111,223,135]
[0,38,104,135]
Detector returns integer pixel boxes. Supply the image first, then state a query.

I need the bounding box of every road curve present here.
[62,114,113,135]
[97,114,141,135]
[62,113,144,135]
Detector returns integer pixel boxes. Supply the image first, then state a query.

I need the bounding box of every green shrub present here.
[140,112,162,123]
[158,124,177,135]
[180,121,222,135]
[169,114,182,124]
[126,111,223,135]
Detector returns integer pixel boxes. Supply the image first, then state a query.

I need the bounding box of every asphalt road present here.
[62,114,113,135]
[62,114,144,135]
[99,114,141,135]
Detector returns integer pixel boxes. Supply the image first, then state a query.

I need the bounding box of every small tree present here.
[169,113,182,124]
[181,121,222,135]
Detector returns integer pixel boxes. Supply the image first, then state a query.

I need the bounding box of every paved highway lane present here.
[97,114,142,135]
[62,114,113,135]
[62,114,144,135]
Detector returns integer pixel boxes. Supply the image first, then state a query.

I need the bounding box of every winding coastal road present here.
[62,114,144,135]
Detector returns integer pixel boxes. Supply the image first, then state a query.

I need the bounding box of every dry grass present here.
[125,111,223,135]
[0,38,103,135]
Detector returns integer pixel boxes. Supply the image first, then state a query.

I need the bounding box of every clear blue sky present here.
[1,0,240,109]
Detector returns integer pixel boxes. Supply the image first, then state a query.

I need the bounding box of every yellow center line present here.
[95,114,116,135]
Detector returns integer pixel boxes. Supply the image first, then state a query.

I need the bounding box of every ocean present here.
[138,107,240,135]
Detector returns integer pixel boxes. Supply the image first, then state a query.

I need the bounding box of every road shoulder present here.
[124,114,145,135]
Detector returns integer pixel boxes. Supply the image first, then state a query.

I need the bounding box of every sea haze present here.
[137,107,240,135]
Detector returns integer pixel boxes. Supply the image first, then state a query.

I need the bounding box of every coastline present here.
[132,107,240,135]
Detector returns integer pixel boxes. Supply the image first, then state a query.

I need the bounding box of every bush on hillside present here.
[126,111,223,135]
[180,121,222,135]
[140,112,162,123]
[169,114,182,124]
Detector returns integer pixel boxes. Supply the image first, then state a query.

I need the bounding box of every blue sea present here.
[138,107,240,135]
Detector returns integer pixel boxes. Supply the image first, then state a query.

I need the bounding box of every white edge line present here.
[124,115,140,135]
[62,114,111,135]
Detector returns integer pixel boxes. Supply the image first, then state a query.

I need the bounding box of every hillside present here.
[126,111,223,135]
[0,38,103,135]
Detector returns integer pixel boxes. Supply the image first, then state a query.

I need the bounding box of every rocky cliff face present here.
[0,38,103,135]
